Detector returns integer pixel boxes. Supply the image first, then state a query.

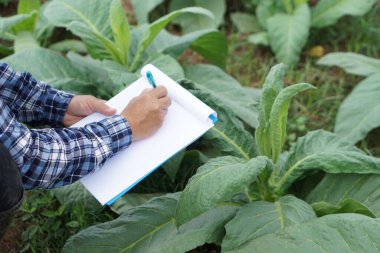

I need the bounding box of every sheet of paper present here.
[73,66,215,205]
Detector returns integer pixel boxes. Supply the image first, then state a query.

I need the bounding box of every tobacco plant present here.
[231,0,378,67]
[60,64,380,253]
[318,52,380,145]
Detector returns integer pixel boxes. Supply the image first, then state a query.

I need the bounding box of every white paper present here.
[73,65,216,205]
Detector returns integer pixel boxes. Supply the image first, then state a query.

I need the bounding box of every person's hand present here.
[63,95,116,127]
[121,86,171,141]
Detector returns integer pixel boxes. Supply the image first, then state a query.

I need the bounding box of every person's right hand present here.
[121,86,171,141]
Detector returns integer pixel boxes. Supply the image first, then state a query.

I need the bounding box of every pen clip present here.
[146,71,157,88]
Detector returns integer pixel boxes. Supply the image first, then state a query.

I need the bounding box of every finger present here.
[141,88,151,94]
[91,98,116,116]
[159,97,172,108]
[151,86,168,98]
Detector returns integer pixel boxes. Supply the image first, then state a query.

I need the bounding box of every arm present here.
[0,99,132,189]
[0,62,73,127]
[0,83,170,189]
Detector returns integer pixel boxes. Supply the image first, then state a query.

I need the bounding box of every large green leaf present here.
[184,64,260,128]
[223,195,316,252]
[169,0,224,33]
[317,52,380,77]
[1,48,94,93]
[267,4,310,67]
[334,73,380,144]
[63,193,238,253]
[14,31,40,53]
[130,7,214,71]
[130,0,164,24]
[197,92,258,160]
[227,214,380,252]
[311,0,377,28]
[45,0,116,60]
[110,193,165,215]
[175,156,271,227]
[189,31,227,68]
[269,83,315,163]
[148,28,228,69]
[306,173,380,217]
[53,182,102,213]
[272,130,380,196]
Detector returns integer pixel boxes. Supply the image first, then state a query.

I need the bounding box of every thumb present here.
[92,99,116,116]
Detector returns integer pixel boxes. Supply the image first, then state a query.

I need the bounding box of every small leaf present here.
[269,82,315,163]
[175,156,270,227]
[317,52,380,77]
[311,0,377,28]
[12,0,40,33]
[223,195,316,252]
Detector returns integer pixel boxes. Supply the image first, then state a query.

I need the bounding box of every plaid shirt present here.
[0,63,132,189]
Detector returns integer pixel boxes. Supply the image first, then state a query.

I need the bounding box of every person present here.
[0,62,171,239]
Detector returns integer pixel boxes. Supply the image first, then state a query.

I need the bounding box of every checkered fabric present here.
[0,63,132,189]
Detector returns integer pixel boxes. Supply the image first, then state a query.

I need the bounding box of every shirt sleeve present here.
[0,62,74,127]
[0,99,133,189]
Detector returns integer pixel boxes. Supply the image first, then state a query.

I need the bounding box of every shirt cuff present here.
[97,115,133,155]
[45,89,74,127]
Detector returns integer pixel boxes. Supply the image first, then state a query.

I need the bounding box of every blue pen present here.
[146,71,157,88]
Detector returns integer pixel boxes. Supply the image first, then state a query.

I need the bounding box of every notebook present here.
[72,64,217,205]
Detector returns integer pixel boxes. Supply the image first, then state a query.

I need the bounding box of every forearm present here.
[0,101,132,189]
[0,62,73,126]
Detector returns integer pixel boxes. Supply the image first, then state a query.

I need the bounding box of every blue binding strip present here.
[209,114,218,124]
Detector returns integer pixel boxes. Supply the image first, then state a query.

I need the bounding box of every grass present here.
[1,1,380,252]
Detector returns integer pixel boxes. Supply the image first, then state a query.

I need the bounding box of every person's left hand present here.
[63,95,116,127]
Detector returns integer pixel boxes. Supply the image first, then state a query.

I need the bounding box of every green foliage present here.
[255,63,314,162]
[236,0,377,67]
[63,193,238,253]
[223,195,316,252]
[130,0,164,24]
[169,0,225,34]
[311,0,377,28]
[226,214,380,252]
[175,156,270,227]
[318,53,380,144]
[267,4,310,67]
[307,173,380,217]
[318,52,380,77]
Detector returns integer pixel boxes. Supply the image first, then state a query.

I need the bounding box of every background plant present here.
[231,0,378,67]
[318,53,380,145]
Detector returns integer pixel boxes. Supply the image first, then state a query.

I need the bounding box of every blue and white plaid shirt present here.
[0,63,132,189]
